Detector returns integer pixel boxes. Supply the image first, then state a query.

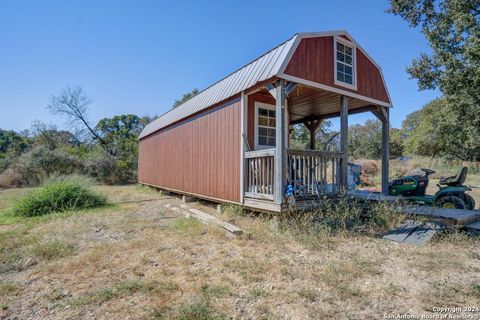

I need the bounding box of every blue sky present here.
[0,0,439,131]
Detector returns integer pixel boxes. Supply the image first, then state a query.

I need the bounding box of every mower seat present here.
[439,167,468,186]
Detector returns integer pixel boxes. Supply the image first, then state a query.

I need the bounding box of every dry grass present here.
[0,185,479,319]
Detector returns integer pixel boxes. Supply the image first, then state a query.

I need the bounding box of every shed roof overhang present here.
[285,85,383,124]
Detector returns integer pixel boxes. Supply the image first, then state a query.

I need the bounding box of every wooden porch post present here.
[381,107,390,195]
[371,106,390,196]
[340,96,349,190]
[304,118,322,150]
[309,128,315,150]
[240,92,247,203]
[274,80,286,205]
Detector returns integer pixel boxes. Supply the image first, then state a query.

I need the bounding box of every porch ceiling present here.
[287,85,373,124]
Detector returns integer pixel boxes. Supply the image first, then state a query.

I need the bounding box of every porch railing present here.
[245,149,275,200]
[287,149,342,198]
[244,149,343,202]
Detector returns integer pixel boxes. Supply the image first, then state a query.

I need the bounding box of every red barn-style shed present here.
[138,31,392,212]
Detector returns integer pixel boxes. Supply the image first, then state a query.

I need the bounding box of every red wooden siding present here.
[284,36,390,104]
[247,93,276,150]
[138,98,241,202]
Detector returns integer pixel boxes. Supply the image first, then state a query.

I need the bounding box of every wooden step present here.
[399,206,480,226]
[350,190,480,226]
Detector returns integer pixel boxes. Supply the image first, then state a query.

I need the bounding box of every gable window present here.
[335,37,356,89]
[255,102,276,149]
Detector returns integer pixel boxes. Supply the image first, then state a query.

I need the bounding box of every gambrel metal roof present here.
[139,31,390,139]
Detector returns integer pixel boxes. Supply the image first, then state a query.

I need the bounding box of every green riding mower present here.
[389,167,476,210]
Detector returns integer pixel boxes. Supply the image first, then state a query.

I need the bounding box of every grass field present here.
[1,184,479,319]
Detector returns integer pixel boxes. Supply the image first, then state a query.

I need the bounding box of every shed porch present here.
[138,31,393,211]
[241,80,391,212]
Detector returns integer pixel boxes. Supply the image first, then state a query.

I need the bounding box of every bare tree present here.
[47,86,111,153]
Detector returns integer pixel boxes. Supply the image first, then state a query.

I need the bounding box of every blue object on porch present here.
[285,183,296,207]
[285,183,295,197]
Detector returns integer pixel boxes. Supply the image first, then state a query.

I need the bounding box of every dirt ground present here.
[1,185,480,319]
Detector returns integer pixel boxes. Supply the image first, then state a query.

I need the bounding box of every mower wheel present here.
[464,194,476,210]
[436,196,466,209]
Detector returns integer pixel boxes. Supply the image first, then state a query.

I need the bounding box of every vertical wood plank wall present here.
[284,36,390,104]
[138,98,241,203]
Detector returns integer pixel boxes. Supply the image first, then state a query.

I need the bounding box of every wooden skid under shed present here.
[165,203,243,235]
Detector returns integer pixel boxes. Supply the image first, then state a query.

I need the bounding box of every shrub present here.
[303,197,363,231]
[0,147,85,187]
[85,151,137,185]
[367,201,405,231]
[279,198,364,249]
[0,168,22,188]
[356,160,380,186]
[281,197,403,246]
[361,160,379,175]
[13,175,107,217]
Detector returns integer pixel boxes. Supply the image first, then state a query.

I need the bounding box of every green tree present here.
[401,99,446,157]
[390,128,405,159]
[389,0,480,160]
[348,119,404,159]
[349,120,382,159]
[96,114,144,155]
[0,122,90,186]
[30,122,79,151]
[0,111,153,186]
[139,115,157,128]
[290,121,333,150]
[0,129,31,172]
[0,129,30,156]
[93,114,146,183]
[172,88,199,108]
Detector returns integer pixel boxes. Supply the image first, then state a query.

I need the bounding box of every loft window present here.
[335,38,356,88]
[255,103,276,149]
